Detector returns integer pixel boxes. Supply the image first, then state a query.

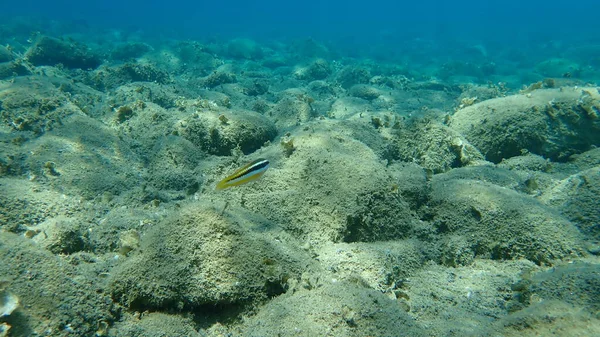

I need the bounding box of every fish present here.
[215,158,269,190]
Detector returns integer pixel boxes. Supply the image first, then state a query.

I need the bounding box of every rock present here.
[349,84,382,100]
[0,60,30,79]
[109,203,309,311]
[85,63,171,90]
[201,69,237,88]
[25,36,101,69]
[316,241,424,290]
[0,291,18,317]
[177,109,277,156]
[21,114,143,199]
[539,167,600,240]
[241,120,421,244]
[535,58,580,77]
[109,42,152,61]
[110,312,199,337]
[0,232,115,336]
[428,176,584,265]
[449,87,600,163]
[226,38,263,60]
[0,46,13,62]
[40,218,89,255]
[293,59,331,81]
[0,323,10,337]
[0,76,72,134]
[335,66,371,89]
[393,119,487,173]
[237,282,425,336]
[268,93,317,128]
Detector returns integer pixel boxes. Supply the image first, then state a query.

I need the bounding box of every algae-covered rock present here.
[144,135,204,198]
[498,153,553,173]
[268,94,317,128]
[316,241,424,291]
[293,59,331,81]
[0,61,30,79]
[108,82,177,112]
[236,282,426,337]
[449,87,600,162]
[335,65,371,89]
[428,176,583,265]
[109,42,153,61]
[493,300,600,337]
[239,120,421,244]
[433,165,527,192]
[535,58,580,78]
[0,232,115,336]
[0,46,14,62]
[32,217,90,255]
[0,290,18,317]
[348,84,382,100]
[22,114,143,199]
[226,38,263,60]
[109,203,308,311]
[25,36,101,69]
[177,109,276,156]
[0,76,75,134]
[85,63,171,90]
[110,312,199,337]
[539,167,600,240]
[328,96,371,119]
[393,119,487,173]
[0,178,79,233]
[405,259,537,336]
[201,69,237,88]
[512,261,600,311]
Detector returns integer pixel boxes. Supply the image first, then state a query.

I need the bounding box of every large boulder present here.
[427,175,584,265]
[25,36,101,69]
[449,87,600,163]
[539,166,600,240]
[177,109,277,156]
[109,203,309,311]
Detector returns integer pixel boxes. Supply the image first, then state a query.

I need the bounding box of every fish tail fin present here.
[215,180,229,190]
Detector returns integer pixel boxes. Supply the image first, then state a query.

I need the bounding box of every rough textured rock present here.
[25,36,101,69]
[316,241,425,291]
[0,232,115,336]
[449,87,600,162]
[539,167,600,239]
[348,84,383,100]
[109,203,309,311]
[84,63,171,90]
[177,109,277,156]
[236,282,426,337]
[0,76,76,134]
[293,59,331,81]
[0,46,14,62]
[110,313,199,337]
[512,261,600,311]
[394,119,487,173]
[427,175,584,265]
[0,60,31,79]
[22,114,143,199]
[236,120,422,244]
[268,94,316,128]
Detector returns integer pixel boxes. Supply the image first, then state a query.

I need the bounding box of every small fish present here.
[216,158,269,190]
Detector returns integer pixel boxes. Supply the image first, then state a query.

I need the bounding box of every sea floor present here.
[0,18,599,337]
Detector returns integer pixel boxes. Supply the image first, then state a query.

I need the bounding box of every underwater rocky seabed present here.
[0,21,599,337]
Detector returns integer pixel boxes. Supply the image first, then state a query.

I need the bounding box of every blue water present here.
[4,0,600,84]
[5,0,600,43]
